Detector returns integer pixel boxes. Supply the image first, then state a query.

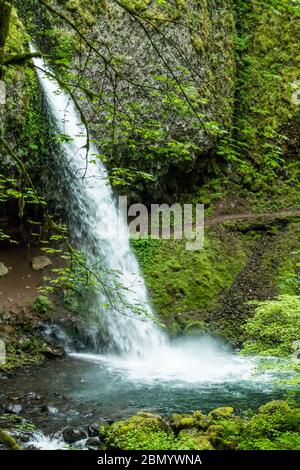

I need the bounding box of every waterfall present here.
[31,51,166,356]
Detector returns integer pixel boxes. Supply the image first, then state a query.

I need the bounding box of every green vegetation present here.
[242,295,300,356]
[32,295,53,315]
[100,400,300,450]
[132,232,247,332]
[0,428,21,450]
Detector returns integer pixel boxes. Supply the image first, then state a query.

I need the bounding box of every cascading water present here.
[31,50,166,357]
[31,49,257,385]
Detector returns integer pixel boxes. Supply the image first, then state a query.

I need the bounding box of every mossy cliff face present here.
[0,8,50,244]
[100,400,300,450]
[18,0,236,202]
[232,0,300,188]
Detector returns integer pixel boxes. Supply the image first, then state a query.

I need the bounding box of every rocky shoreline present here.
[1,400,300,451]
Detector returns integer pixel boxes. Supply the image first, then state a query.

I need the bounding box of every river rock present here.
[31,256,52,271]
[0,262,9,277]
[88,420,108,437]
[25,392,40,401]
[63,427,87,444]
[86,437,101,450]
[40,405,59,415]
[5,404,22,415]
[42,343,65,359]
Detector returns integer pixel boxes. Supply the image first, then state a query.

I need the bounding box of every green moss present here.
[0,429,21,450]
[233,0,300,186]
[133,231,247,332]
[176,435,215,450]
[208,407,234,421]
[102,400,300,450]
[101,413,174,450]
[237,400,300,450]
[4,7,28,58]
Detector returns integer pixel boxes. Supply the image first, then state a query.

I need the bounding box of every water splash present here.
[24,431,67,450]
[70,336,256,384]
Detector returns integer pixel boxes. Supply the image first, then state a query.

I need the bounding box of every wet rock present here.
[5,404,22,415]
[42,343,65,359]
[0,429,21,450]
[25,392,40,401]
[0,262,8,277]
[63,427,87,444]
[86,437,101,449]
[88,420,108,437]
[40,405,59,415]
[31,256,52,271]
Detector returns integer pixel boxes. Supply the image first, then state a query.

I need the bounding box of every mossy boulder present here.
[0,428,21,450]
[170,414,196,431]
[101,413,173,450]
[208,407,234,421]
[206,424,225,436]
[170,411,208,432]
[259,400,292,416]
[176,435,215,450]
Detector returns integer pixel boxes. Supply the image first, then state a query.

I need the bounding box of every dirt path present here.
[206,209,300,227]
[0,247,55,310]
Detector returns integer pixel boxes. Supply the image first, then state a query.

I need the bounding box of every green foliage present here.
[101,401,300,450]
[101,413,174,450]
[231,0,300,187]
[242,295,300,356]
[32,295,53,315]
[131,237,162,267]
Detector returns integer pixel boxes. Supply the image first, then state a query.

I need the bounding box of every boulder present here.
[170,411,208,431]
[102,413,172,449]
[177,434,215,450]
[258,400,291,415]
[0,429,21,450]
[40,405,59,415]
[31,256,52,271]
[170,414,196,430]
[63,427,87,444]
[5,404,22,415]
[0,262,8,277]
[208,407,234,421]
[86,437,101,449]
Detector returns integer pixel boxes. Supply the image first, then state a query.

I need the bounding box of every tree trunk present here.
[0,1,12,79]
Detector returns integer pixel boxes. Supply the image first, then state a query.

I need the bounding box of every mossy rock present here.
[183,320,209,336]
[206,424,225,436]
[0,429,21,450]
[170,411,208,432]
[177,428,201,438]
[259,400,292,416]
[170,414,196,430]
[176,435,215,450]
[208,407,234,421]
[101,413,173,450]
